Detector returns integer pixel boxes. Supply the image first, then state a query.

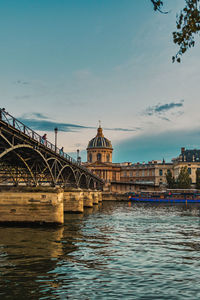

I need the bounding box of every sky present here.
[1,0,200,163]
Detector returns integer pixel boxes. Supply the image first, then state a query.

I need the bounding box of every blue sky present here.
[1,0,200,162]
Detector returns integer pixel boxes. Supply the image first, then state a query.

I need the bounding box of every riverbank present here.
[102,192,127,201]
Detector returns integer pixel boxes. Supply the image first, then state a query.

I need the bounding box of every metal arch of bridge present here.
[0,109,104,190]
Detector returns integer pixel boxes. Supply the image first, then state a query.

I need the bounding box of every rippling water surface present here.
[1,201,200,299]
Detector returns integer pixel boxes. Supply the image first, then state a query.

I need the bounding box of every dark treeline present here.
[166,167,200,189]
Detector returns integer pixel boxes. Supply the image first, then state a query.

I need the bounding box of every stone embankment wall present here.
[0,187,64,225]
[102,192,127,201]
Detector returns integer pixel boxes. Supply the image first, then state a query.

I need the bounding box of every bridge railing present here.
[0,108,103,183]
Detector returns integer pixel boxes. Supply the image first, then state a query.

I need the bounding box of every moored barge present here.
[129,190,200,203]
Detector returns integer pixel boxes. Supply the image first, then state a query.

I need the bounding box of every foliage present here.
[166,169,176,188]
[176,166,191,188]
[151,1,166,13]
[196,169,200,189]
[151,0,200,62]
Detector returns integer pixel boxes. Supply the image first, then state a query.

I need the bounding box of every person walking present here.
[42,134,47,145]
[60,147,64,155]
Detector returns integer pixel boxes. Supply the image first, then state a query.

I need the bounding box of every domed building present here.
[84,124,176,194]
[85,125,121,190]
[87,125,113,163]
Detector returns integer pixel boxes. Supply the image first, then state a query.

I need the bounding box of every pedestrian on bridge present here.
[42,134,47,145]
[60,147,64,156]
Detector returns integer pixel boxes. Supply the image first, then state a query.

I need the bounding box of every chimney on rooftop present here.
[181,147,185,154]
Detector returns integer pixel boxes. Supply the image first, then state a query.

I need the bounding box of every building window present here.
[97,153,102,162]
[159,169,163,176]
[188,167,191,174]
[89,153,92,163]
[107,154,110,162]
[130,171,133,177]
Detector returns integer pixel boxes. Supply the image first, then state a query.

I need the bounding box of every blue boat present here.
[129,190,200,203]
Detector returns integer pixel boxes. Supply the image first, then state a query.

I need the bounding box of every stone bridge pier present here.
[0,187,103,225]
[0,187,64,225]
[63,188,103,212]
[63,188,84,213]
[92,191,99,205]
[82,190,94,208]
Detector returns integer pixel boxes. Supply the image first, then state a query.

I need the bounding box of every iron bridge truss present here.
[0,109,103,190]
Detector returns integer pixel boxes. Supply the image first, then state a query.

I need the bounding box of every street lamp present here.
[54,127,58,152]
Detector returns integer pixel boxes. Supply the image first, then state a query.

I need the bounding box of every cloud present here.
[159,116,170,122]
[18,112,138,133]
[15,80,30,85]
[144,100,184,117]
[32,113,49,120]
[18,117,89,133]
[105,127,141,132]
[21,112,49,120]
[113,127,200,163]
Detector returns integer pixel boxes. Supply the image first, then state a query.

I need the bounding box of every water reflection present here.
[0,226,64,299]
[1,202,200,299]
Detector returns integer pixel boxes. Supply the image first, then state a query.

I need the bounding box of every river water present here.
[1,201,200,299]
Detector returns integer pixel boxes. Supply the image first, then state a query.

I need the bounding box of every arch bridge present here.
[0,109,103,190]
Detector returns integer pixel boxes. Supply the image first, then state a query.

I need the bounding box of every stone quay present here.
[0,186,103,225]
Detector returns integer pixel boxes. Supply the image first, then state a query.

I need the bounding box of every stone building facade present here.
[84,126,173,192]
[120,161,173,186]
[84,127,200,192]
[173,147,200,184]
